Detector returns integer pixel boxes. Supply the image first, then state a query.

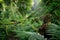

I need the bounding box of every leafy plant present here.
[0,0,60,40]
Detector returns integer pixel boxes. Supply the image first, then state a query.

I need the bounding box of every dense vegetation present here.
[0,0,60,40]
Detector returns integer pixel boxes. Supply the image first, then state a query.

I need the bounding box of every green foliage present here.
[15,31,45,40]
[4,0,11,5]
[46,23,60,40]
[0,0,60,40]
[17,0,32,15]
